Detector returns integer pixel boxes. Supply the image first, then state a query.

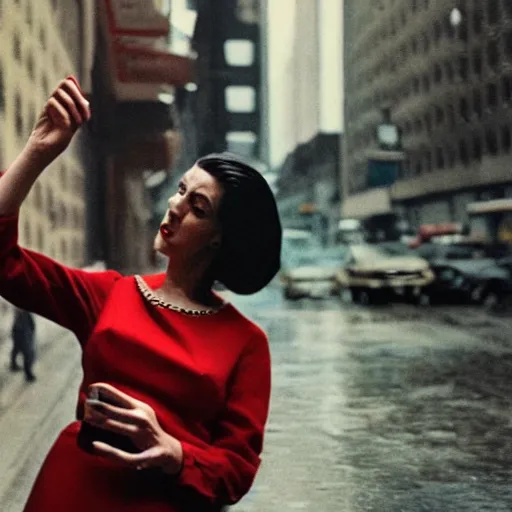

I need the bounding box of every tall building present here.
[192,0,263,162]
[269,0,343,242]
[343,0,512,228]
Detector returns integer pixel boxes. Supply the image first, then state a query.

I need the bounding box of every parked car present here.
[412,242,487,262]
[420,258,512,309]
[281,246,347,300]
[335,244,434,304]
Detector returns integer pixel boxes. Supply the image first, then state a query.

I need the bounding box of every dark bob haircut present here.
[196,152,282,295]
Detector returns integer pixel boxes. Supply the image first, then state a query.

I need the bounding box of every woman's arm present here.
[0,77,121,344]
[176,330,271,505]
[0,76,89,215]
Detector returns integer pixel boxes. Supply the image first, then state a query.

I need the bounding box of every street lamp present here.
[449,8,462,27]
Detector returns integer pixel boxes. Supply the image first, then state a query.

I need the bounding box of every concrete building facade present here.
[0,0,94,266]
[343,0,512,228]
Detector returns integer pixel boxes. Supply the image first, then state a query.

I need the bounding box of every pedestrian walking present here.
[0,76,281,511]
[10,308,36,382]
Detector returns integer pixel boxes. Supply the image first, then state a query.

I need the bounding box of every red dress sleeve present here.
[0,212,122,345]
[177,331,272,506]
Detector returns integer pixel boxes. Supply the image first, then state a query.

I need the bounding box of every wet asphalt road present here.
[2,284,512,511]
[232,285,512,511]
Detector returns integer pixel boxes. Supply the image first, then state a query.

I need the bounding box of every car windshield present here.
[350,245,394,261]
[286,246,347,268]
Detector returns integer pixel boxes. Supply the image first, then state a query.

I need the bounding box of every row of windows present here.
[353,28,512,98]
[30,186,84,230]
[21,219,84,262]
[401,125,512,178]
[353,1,512,65]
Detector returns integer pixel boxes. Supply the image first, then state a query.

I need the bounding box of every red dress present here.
[0,213,271,511]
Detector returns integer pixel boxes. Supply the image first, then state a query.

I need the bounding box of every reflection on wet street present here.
[231,286,512,511]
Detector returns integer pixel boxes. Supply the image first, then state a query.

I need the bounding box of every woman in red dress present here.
[0,77,282,511]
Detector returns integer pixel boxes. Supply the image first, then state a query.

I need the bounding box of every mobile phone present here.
[77,389,139,454]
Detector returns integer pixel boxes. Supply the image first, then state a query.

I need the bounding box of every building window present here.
[411,37,418,54]
[26,53,35,80]
[422,74,430,92]
[26,2,33,27]
[61,239,68,261]
[487,82,498,109]
[473,50,482,76]
[15,93,23,137]
[435,105,444,124]
[60,163,67,190]
[424,112,432,134]
[486,129,499,155]
[473,89,482,118]
[487,0,500,24]
[34,182,43,210]
[487,41,499,70]
[0,70,4,112]
[422,32,430,52]
[447,104,456,128]
[28,106,36,136]
[434,21,442,43]
[503,76,512,101]
[42,75,49,97]
[473,136,482,161]
[446,146,456,168]
[459,56,468,80]
[502,126,512,153]
[505,31,512,59]
[13,33,22,61]
[472,9,482,34]
[459,97,469,121]
[24,220,31,245]
[413,77,420,93]
[445,62,454,82]
[37,225,44,250]
[425,151,432,172]
[414,118,422,133]
[436,147,445,169]
[459,140,469,166]
[434,64,442,83]
[225,86,256,113]
[39,27,47,51]
[224,40,255,67]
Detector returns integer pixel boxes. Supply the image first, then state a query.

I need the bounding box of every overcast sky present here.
[267,0,344,168]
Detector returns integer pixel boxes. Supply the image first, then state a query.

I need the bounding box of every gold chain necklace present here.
[134,275,224,316]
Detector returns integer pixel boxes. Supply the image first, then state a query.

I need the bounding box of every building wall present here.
[344,0,512,218]
[0,0,90,266]
[267,0,322,168]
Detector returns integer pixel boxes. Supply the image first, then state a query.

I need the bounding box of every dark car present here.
[421,258,512,309]
[413,242,486,262]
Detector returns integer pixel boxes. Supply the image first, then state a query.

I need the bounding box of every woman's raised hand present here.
[28,76,90,162]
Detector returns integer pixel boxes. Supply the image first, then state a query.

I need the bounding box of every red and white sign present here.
[113,40,195,87]
[104,0,169,36]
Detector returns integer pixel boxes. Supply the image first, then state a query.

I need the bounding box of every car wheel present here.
[482,291,502,312]
[352,288,372,306]
[418,292,431,307]
[283,287,296,301]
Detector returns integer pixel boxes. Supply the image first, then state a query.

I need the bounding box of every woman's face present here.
[154,165,224,261]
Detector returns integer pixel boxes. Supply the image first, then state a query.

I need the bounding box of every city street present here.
[2,286,512,511]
